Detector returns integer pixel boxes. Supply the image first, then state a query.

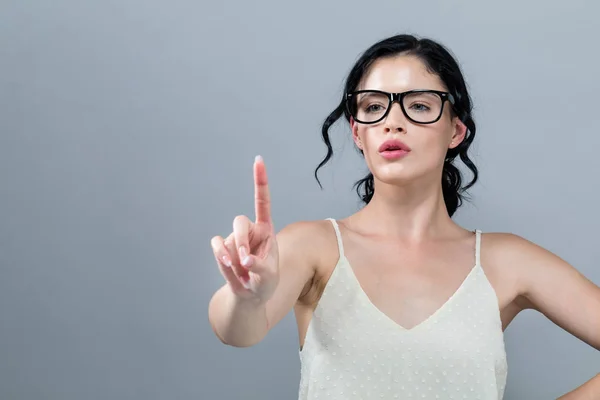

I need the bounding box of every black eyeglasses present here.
[346,89,455,125]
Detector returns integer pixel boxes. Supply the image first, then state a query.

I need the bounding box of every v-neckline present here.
[340,255,481,333]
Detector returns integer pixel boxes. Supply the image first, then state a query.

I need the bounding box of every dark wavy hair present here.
[314,34,478,217]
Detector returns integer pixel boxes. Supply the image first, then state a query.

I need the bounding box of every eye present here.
[365,104,385,113]
[408,102,431,112]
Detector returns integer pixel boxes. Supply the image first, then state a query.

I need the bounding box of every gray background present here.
[1,0,599,399]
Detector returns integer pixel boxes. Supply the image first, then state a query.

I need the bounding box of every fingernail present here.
[241,256,252,268]
[255,155,263,163]
[239,246,248,261]
[221,255,232,268]
[241,278,252,290]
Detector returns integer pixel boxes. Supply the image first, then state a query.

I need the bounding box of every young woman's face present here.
[350,55,466,188]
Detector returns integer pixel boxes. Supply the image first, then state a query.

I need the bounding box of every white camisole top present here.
[298,218,508,399]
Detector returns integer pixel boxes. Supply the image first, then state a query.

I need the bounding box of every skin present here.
[208,55,600,398]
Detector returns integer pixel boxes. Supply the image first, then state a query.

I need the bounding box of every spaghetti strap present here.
[475,229,482,266]
[326,218,345,258]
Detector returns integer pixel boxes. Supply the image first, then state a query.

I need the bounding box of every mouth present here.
[378,139,411,160]
[378,139,411,153]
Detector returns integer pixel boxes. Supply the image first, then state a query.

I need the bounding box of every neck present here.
[351,175,456,241]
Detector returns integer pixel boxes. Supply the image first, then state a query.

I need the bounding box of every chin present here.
[372,160,439,187]
[373,164,418,185]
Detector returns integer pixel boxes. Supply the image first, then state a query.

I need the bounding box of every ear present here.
[449,116,467,149]
[350,117,363,150]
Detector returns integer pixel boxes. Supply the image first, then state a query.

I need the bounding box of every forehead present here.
[359,55,446,92]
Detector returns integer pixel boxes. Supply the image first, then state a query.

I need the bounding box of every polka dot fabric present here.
[298,219,507,399]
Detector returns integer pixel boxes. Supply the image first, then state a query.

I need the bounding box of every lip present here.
[380,149,409,160]
[378,139,411,160]
[378,139,411,153]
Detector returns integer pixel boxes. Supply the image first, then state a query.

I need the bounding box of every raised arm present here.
[208,156,318,347]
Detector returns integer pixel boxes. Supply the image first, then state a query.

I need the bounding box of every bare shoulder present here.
[481,231,535,255]
[275,218,340,271]
[480,231,572,297]
[482,231,600,349]
[276,219,338,249]
[481,231,586,288]
[276,219,341,304]
[276,218,336,240]
[255,219,342,333]
[479,232,531,273]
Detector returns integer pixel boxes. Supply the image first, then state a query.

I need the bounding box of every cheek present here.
[421,123,455,152]
[359,131,381,156]
[354,128,372,151]
[420,136,452,167]
[423,132,450,152]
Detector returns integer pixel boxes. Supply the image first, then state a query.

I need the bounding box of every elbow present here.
[210,323,265,348]
[207,309,267,348]
[210,323,257,348]
[207,287,270,348]
[210,320,232,346]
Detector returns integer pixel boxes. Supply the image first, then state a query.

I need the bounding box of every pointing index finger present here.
[254,155,271,224]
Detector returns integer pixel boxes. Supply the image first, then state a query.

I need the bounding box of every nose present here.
[383,102,407,134]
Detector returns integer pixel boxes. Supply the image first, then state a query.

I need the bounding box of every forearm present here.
[557,373,600,400]
[208,285,270,347]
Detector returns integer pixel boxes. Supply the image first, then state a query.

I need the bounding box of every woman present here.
[208,35,600,399]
